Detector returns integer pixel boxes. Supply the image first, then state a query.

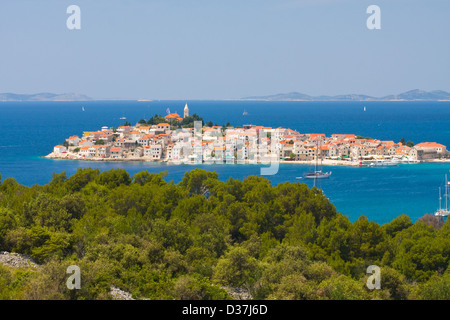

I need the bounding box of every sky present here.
[0,0,449,100]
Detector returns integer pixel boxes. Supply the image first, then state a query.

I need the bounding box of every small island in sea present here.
[46,104,450,166]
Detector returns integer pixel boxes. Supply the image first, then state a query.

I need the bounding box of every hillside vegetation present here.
[0,168,449,300]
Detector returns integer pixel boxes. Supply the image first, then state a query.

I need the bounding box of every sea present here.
[1,100,450,224]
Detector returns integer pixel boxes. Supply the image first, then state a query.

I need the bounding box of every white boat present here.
[242,109,248,116]
[302,142,332,180]
[303,171,332,179]
[120,116,126,120]
[369,159,398,167]
[435,174,450,217]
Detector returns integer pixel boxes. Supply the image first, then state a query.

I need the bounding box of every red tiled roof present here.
[415,142,446,148]
[164,113,181,119]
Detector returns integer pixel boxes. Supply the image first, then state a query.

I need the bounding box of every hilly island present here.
[242,89,450,101]
[2,89,450,101]
[0,92,92,101]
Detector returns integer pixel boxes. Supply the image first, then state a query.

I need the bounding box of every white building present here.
[53,145,67,154]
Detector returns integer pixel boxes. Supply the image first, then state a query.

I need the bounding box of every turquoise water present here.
[1,100,450,224]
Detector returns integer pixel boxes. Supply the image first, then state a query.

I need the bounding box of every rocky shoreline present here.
[45,152,450,167]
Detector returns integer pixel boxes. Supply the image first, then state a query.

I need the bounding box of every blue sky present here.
[0,0,449,99]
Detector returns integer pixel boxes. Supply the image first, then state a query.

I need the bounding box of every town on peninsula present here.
[46,104,449,166]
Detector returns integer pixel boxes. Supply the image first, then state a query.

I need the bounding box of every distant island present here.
[242,89,450,101]
[0,92,93,101]
[3,89,450,102]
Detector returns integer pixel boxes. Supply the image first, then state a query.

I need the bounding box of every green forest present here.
[0,168,449,300]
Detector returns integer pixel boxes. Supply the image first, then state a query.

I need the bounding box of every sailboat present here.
[242,109,248,116]
[82,106,85,111]
[302,143,332,179]
[435,174,450,217]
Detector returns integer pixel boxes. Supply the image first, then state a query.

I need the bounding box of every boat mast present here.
[446,174,448,211]
[314,141,318,187]
[317,141,319,172]
[315,141,318,172]
[320,142,323,172]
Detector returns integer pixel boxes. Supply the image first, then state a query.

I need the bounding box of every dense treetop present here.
[0,169,449,300]
[138,113,205,129]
